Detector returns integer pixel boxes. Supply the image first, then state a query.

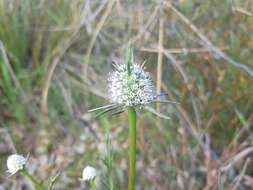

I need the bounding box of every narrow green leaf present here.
[126,46,133,76]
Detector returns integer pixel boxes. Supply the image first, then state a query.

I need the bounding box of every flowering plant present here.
[89,47,176,190]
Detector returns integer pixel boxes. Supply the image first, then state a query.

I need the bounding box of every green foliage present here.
[102,133,115,190]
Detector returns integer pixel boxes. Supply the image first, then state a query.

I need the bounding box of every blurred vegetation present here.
[0,0,253,189]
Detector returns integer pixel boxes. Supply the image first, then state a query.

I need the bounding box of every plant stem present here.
[89,179,97,190]
[20,168,45,190]
[48,172,61,190]
[128,106,137,190]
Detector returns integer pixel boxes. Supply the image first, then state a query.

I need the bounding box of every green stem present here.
[48,172,60,190]
[128,106,137,190]
[89,179,97,190]
[20,168,45,190]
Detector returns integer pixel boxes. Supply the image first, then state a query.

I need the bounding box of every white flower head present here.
[82,166,97,181]
[7,154,27,175]
[108,62,155,107]
[88,47,176,119]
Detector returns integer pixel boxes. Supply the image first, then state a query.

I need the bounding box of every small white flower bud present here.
[7,154,27,175]
[82,166,97,181]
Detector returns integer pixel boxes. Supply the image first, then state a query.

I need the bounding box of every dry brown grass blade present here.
[231,158,250,190]
[0,42,24,97]
[142,46,202,131]
[220,147,253,172]
[83,0,116,77]
[160,82,204,149]
[156,4,164,113]
[164,1,253,78]
[127,6,158,47]
[140,46,229,54]
[0,41,38,118]
[41,10,87,113]
[232,6,253,17]
[0,128,17,154]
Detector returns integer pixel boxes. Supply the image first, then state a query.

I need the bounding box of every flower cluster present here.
[81,166,97,181]
[6,154,99,189]
[89,49,175,119]
[108,63,155,107]
[7,154,27,175]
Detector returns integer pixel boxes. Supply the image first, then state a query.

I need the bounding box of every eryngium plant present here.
[6,154,46,190]
[6,154,60,190]
[89,47,176,190]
